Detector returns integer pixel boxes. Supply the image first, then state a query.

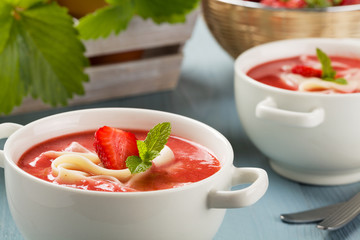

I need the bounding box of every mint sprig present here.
[316,48,347,85]
[126,122,171,174]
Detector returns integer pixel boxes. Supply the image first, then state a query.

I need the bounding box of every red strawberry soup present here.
[247,51,360,93]
[18,126,221,192]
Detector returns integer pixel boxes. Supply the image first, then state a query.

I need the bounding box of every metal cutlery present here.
[317,192,360,230]
[280,202,343,224]
[280,192,360,230]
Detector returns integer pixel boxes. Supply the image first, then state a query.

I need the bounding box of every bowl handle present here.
[0,123,23,168]
[256,97,324,128]
[208,167,268,208]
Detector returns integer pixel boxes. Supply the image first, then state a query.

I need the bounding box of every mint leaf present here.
[0,1,89,114]
[77,0,134,40]
[317,48,336,79]
[316,48,348,85]
[144,122,171,152]
[136,140,148,160]
[126,155,142,173]
[333,78,347,85]
[126,122,171,174]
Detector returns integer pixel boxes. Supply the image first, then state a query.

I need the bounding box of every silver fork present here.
[317,192,360,230]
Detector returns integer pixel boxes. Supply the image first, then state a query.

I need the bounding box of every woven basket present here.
[202,0,360,58]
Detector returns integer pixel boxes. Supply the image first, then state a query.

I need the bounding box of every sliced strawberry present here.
[94,126,139,170]
[291,65,322,78]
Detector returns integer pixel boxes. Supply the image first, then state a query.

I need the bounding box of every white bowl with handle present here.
[0,108,268,240]
[234,38,360,185]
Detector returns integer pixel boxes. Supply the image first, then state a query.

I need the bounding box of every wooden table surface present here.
[1,17,359,240]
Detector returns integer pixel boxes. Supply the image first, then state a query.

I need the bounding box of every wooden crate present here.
[12,10,199,114]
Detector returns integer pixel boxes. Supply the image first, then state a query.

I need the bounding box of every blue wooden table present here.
[1,17,359,240]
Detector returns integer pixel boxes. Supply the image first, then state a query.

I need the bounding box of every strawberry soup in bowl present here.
[0,108,268,240]
[234,38,360,185]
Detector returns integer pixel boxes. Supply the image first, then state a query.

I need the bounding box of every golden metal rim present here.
[218,0,360,12]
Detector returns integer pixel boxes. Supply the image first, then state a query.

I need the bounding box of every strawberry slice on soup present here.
[94,126,139,170]
[291,65,322,78]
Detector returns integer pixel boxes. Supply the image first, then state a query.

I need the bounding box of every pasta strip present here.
[50,152,131,183]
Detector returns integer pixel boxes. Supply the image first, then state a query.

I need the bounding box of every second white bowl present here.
[235,38,360,185]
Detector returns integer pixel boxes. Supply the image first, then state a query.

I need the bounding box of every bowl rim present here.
[234,38,360,98]
[4,108,234,197]
[218,0,360,12]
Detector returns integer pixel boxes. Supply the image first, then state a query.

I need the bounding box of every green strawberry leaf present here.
[126,122,171,174]
[77,0,199,40]
[77,0,134,40]
[0,24,26,114]
[0,1,89,114]
[16,0,47,8]
[0,1,14,54]
[134,0,199,24]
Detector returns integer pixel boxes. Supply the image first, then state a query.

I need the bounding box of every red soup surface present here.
[18,130,221,192]
[247,55,360,93]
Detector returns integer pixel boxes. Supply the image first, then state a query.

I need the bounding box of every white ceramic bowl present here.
[0,108,268,240]
[234,38,360,186]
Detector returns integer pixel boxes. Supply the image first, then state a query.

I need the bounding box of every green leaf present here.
[135,162,152,174]
[126,155,142,173]
[144,122,171,152]
[16,0,47,8]
[316,48,348,85]
[76,0,199,40]
[334,78,347,85]
[134,0,199,24]
[0,1,13,54]
[126,122,171,174]
[317,48,336,79]
[136,140,148,160]
[0,24,27,114]
[0,2,89,114]
[126,155,153,174]
[77,0,134,40]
